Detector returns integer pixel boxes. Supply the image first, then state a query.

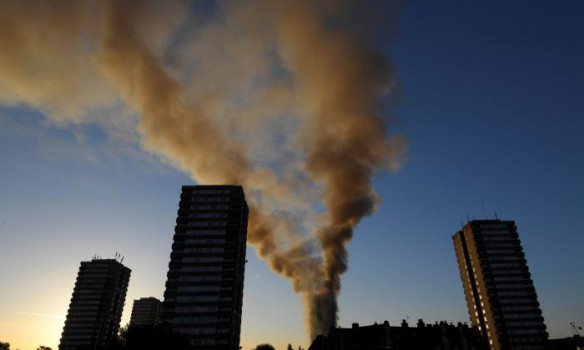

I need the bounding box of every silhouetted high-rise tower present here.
[59,258,131,350]
[161,185,248,350]
[453,220,548,350]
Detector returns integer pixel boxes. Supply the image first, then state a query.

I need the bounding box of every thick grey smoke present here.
[0,0,406,340]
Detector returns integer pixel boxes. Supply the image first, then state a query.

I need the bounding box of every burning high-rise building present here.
[161,185,248,349]
[453,220,548,350]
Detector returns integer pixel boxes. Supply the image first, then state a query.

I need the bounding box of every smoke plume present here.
[0,0,406,340]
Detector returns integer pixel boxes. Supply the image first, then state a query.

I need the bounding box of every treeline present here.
[0,343,52,350]
[0,332,303,350]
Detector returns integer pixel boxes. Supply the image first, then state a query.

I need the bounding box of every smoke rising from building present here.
[0,0,406,340]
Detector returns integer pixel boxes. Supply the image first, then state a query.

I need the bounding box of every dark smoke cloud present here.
[0,0,406,340]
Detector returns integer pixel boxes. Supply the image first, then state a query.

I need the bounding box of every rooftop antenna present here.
[481,200,488,219]
[120,256,124,264]
[494,211,499,220]
[466,214,470,222]
[570,322,581,336]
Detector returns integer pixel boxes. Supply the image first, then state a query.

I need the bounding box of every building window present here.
[189,213,228,219]
[177,275,221,282]
[191,197,230,202]
[186,230,226,236]
[180,265,222,272]
[182,256,223,263]
[191,205,230,210]
[178,285,221,292]
[183,247,225,253]
[172,317,218,324]
[175,306,219,313]
[180,328,217,335]
[176,295,220,302]
[191,189,231,194]
[184,238,225,244]
[188,221,228,227]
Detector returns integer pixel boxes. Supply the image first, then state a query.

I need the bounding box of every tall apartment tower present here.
[161,185,249,349]
[59,258,131,350]
[129,297,162,327]
[453,220,548,350]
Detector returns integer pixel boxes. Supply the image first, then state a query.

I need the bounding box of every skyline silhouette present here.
[1,1,583,350]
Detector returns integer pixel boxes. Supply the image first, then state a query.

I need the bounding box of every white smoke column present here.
[0,0,406,341]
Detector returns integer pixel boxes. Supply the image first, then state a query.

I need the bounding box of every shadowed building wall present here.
[453,220,548,350]
[59,258,131,350]
[308,320,487,350]
[161,185,248,350]
[548,336,584,350]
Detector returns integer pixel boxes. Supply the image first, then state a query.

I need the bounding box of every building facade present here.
[129,297,161,327]
[59,258,131,350]
[161,185,249,350]
[453,220,548,350]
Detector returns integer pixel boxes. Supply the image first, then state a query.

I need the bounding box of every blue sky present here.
[1,1,583,349]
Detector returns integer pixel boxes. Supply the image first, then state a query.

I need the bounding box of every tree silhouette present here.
[117,324,129,344]
[36,347,52,350]
[287,344,293,350]
[0,342,9,350]
[254,344,276,350]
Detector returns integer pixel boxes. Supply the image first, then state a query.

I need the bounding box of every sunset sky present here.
[1,1,583,350]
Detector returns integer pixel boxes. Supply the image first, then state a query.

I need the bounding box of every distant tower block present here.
[129,297,162,327]
[161,185,249,350]
[59,258,131,350]
[453,220,548,350]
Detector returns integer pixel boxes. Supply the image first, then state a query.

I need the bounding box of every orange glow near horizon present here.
[0,312,63,350]
[0,313,306,350]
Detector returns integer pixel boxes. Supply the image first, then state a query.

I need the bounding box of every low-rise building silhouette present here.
[549,336,584,350]
[59,257,131,350]
[129,297,161,328]
[308,320,487,350]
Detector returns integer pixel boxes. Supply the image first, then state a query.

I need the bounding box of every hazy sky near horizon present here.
[1,1,584,350]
